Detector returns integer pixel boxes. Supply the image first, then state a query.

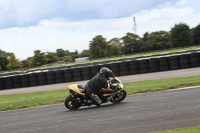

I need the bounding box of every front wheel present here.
[64,94,83,110]
[111,89,127,103]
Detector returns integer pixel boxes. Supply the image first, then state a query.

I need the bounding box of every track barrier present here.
[0,52,200,90]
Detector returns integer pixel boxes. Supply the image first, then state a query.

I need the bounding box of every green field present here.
[149,126,200,133]
[1,75,200,111]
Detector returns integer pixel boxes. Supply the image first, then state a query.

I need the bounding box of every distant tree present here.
[142,32,149,42]
[46,52,59,63]
[56,49,65,58]
[63,56,73,63]
[0,56,7,71]
[56,49,70,58]
[190,28,195,45]
[137,32,150,52]
[0,56,8,71]
[106,43,122,57]
[7,53,22,70]
[121,32,141,54]
[191,24,200,45]
[108,38,123,53]
[170,23,191,47]
[0,50,10,70]
[32,50,47,66]
[26,57,32,62]
[69,50,78,61]
[108,38,123,46]
[89,35,108,58]
[146,31,171,50]
[78,50,90,58]
[21,60,32,68]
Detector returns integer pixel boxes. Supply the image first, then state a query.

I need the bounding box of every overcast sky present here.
[0,0,199,60]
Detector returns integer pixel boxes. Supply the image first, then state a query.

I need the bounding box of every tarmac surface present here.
[1,67,200,133]
[1,67,200,95]
[0,86,200,133]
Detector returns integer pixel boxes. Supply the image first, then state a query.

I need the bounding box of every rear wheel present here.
[64,94,83,110]
[111,89,127,103]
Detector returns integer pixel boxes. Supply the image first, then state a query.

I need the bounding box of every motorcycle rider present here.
[84,67,115,106]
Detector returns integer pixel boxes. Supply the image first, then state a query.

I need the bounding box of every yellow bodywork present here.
[101,81,123,96]
[67,84,86,96]
[103,89,122,96]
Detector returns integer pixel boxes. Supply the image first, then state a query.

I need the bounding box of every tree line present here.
[89,23,200,58]
[0,22,200,71]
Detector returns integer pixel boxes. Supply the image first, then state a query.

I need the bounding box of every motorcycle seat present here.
[78,85,86,93]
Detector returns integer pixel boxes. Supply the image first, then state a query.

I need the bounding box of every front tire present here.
[111,89,127,103]
[64,95,83,110]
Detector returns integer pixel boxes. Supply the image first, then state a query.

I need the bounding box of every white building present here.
[75,57,89,63]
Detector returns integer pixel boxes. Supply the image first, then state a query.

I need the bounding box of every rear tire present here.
[111,89,127,103]
[64,95,83,110]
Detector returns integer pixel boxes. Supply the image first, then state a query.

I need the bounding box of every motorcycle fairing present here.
[99,77,123,93]
[103,89,122,96]
[67,84,86,96]
[111,77,122,84]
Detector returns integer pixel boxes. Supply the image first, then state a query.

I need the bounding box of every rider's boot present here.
[107,96,112,102]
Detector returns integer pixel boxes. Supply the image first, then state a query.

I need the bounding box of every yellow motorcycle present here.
[64,77,126,110]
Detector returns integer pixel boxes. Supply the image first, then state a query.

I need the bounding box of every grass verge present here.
[0,90,69,111]
[149,126,200,133]
[125,75,200,95]
[1,75,200,111]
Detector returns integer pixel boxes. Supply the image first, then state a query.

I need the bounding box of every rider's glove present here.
[110,85,116,90]
[116,84,122,91]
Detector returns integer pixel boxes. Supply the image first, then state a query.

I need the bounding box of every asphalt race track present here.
[1,86,200,133]
[1,67,200,95]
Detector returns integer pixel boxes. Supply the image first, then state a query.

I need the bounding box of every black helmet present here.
[100,67,114,79]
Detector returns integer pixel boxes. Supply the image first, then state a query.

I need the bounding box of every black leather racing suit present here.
[85,73,109,106]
